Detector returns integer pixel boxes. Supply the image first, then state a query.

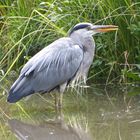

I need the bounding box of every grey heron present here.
[7,22,118,107]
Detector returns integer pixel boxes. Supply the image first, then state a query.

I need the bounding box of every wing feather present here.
[21,37,83,92]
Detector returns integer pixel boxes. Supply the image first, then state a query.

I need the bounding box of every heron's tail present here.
[7,76,34,103]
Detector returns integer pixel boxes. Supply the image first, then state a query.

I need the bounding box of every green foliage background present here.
[0,0,140,83]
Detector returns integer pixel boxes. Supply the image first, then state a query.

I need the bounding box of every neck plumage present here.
[69,32,95,53]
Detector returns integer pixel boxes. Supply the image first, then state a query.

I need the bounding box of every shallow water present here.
[0,83,140,140]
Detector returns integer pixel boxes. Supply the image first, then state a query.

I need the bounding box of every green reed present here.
[0,0,139,83]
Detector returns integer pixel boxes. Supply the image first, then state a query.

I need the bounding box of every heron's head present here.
[69,22,118,37]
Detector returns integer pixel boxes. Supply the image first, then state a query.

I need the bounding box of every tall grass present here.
[0,0,140,83]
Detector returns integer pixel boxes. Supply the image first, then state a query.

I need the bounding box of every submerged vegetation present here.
[0,0,140,83]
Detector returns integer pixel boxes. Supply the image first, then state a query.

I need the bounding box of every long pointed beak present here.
[92,25,118,32]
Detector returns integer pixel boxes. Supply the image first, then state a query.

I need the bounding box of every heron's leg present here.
[55,93,63,114]
[58,82,67,109]
[55,92,59,108]
[58,92,63,108]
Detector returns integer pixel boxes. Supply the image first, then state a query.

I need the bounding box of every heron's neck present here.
[69,32,95,52]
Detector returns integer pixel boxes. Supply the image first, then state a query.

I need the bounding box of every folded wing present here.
[7,38,83,103]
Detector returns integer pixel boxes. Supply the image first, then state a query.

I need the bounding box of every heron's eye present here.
[87,26,91,30]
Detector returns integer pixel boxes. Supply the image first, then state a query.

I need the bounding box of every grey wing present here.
[20,38,83,92]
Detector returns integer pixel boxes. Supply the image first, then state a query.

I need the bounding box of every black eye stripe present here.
[73,24,89,31]
[69,24,90,35]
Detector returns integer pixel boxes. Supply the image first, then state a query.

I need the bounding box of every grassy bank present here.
[0,0,140,84]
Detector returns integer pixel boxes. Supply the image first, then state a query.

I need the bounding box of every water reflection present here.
[1,84,140,140]
[8,116,92,140]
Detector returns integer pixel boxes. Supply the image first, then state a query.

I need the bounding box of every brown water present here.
[0,83,140,140]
